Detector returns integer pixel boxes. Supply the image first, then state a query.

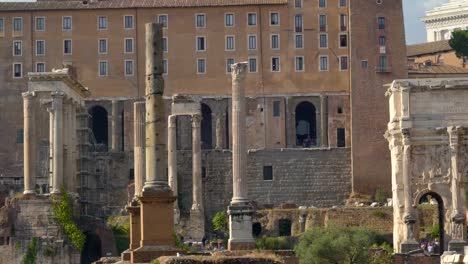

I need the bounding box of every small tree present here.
[449,30,468,67]
[212,211,228,232]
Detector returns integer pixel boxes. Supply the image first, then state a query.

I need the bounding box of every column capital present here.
[448,126,462,150]
[191,114,202,127]
[231,62,248,82]
[51,91,65,99]
[22,91,36,99]
[168,115,177,128]
[401,128,411,146]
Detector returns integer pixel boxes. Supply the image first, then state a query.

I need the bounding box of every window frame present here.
[319,14,327,32]
[98,38,108,54]
[163,59,168,75]
[226,58,235,74]
[63,39,72,55]
[273,101,281,117]
[271,56,281,72]
[13,40,22,56]
[224,13,235,27]
[247,12,257,27]
[319,33,328,49]
[195,13,206,29]
[263,165,273,181]
[162,37,168,53]
[62,16,72,31]
[319,0,327,8]
[35,62,45,73]
[157,14,169,28]
[248,56,258,73]
[294,14,303,33]
[13,63,22,79]
[225,35,235,51]
[124,59,134,76]
[295,56,305,72]
[339,56,348,71]
[35,16,46,31]
[196,36,206,52]
[36,40,45,56]
[378,16,385,30]
[339,0,347,7]
[124,37,134,54]
[270,11,280,26]
[197,58,206,74]
[124,15,134,30]
[98,60,108,77]
[319,55,329,72]
[97,15,108,30]
[294,34,304,49]
[339,14,347,31]
[295,0,303,8]
[339,33,348,48]
[0,18,4,34]
[13,17,23,32]
[248,34,257,50]
[270,33,280,50]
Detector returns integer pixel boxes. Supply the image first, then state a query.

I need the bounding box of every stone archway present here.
[386,79,468,254]
[201,103,213,149]
[295,101,317,147]
[89,105,108,151]
[417,191,445,254]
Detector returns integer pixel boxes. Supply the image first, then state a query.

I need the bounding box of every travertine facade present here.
[386,78,468,253]
[423,0,468,42]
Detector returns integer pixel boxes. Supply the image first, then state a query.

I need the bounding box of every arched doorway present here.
[418,192,444,254]
[81,232,102,264]
[295,102,317,147]
[89,106,108,152]
[201,104,213,149]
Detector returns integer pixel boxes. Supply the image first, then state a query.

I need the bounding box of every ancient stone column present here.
[23,92,37,196]
[215,112,224,150]
[48,107,54,192]
[50,92,65,195]
[111,99,120,152]
[320,95,328,148]
[189,114,205,240]
[400,128,419,252]
[131,23,177,264]
[167,114,180,222]
[228,62,255,250]
[447,126,467,252]
[134,102,146,198]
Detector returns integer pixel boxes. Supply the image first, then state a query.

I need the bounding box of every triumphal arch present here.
[386,78,468,254]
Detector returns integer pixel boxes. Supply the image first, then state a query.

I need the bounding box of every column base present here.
[448,240,468,254]
[22,191,36,198]
[400,240,420,253]
[174,207,180,225]
[131,245,180,263]
[188,208,205,241]
[227,202,255,251]
[121,249,131,261]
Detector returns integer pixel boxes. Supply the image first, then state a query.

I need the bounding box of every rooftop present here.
[407,40,452,57]
[0,0,288,11]
[408,64,468,75]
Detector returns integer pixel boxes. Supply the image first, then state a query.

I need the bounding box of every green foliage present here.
[430,224,440,239]
[369,243,393,264]
[110,224,130,255]
[52,189,86,252]
[374,188,387,203]
[372,210,387,219]
[256,236,294,250]
[295,225,382,264]
[212,211,228,232]
[449,30,468,60]
[23,237,38,264]
[173,233,190,252]
[43,245,58,257]
[150,260,160,264]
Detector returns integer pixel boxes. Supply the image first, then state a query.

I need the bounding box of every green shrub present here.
[369,243,393,264]
[23,237,38,264]
[212,211,228,232]
[372,210,387,219]
[374,188,387,203]
[173,233,190,253]
[110,225,130,255]
[430,224,440,239]
[52,189,86,252]
[295,225,383,264]
[256,237,294,250]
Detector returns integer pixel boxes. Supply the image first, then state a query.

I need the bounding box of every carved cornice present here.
[386,78,468,96]
[28,68,90,98]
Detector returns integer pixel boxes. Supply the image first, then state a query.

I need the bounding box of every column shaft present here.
[51,92,64,194]
[168,115,177,196]
[191,115,203,211]
[134,102,146,197]
[231,62,248,204]
[111,100,120,152]
[48,107,54,192]
[215,113,224,150]
[23,92,37,195]
[320,95,328,147]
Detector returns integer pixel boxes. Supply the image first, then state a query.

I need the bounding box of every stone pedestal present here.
[449,241,468,254]
[122,205,141,261]
[228,202,255,250]
[130,191,179,263]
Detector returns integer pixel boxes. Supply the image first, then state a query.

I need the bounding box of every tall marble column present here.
[320,95,328,148]
[48,107,54,192]
[400,128,418,252]
[189,114,205,240]
[228,62,255,250]
[447,126,467,252]
[133,102,146,198]
[131,23,177,264]
[215,113,224,150]
[167,114,180,222]
[23,92,37,196]
[111,100,120,152]
[51,92,64,195]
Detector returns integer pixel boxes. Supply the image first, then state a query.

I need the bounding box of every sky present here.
[0,0,450,45]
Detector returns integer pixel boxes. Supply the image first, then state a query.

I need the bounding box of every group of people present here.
[179,235,226,252]
[420,238,440,254]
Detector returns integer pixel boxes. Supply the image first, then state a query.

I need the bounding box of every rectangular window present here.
[339,34,348,47]
[64,39,72,54]
[197,58,206,74]
[295,34,303,49]
[13,17,23,32]
[248,35,257,50]
[319,15,327,32]
[378,17,385,29]
[124,15,134,29]
[319,0,326,8]
[99,60,108,76]
[16,129,24,143]
[124,38,134,53]
[337,128,345,147]
[270,12,279,26]
[263,166,273,181]
[361,60,368,69]
[158,14,168,28]
[36,62,45,73]
[319,34,328,48]
[35,17,45,31]
[295,0,303,8]
[98,39,107,54]
[226,58,235,73]
[319,55,328,71]
[340,56,348,70]
[163,37,168,52]
[196,36,206,51]
[271,34,280,49]
[271,57,280,72]
[36,40,45,56]
[249,57,257,73]
[247,13,257,26]
[273,101,281,117]
[295,15,303,32]
[340,14,347,31]
[295,56,304,72]
[379,36,386,46]
[163,59,168,74]
[339,0,346,7]
[378,55,388,71]
[0,18,4,33]
[196,14,206,28]
[225,35,235,51]
[98,16,107,30]
[13,63,22,78]
[62,16,72,31]
[13,40,22,56]
[124,60,134,76]
[225,13,234,27]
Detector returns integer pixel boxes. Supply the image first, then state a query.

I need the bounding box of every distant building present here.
[423,0,468,42]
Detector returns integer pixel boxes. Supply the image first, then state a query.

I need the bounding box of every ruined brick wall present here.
[177,148,352,223]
